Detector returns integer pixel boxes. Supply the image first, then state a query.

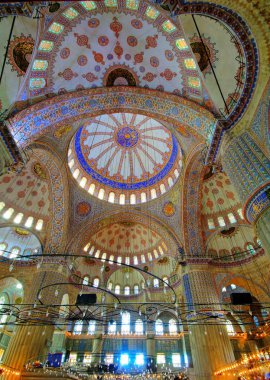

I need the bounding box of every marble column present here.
[182,264,235,380]
[1,267,68,379]
[222,131,270,254]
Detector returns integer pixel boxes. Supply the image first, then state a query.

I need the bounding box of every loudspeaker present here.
[76,293,97,305]
[230,292,252,305]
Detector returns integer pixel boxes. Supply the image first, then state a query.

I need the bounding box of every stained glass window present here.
[172,353,181,367]
[162,20,176,33]
[188,77,201,88]
[74,321,83,335]
[126,0,139,10]
[88,320,96,335]
[80,1,96,11]
[63,7,79,20]
[121,312,130,334]
[175,38,188,50]
[108,321,116,334]
[48,22,64,34]
[105,0,117,7]
[145,6,159,20]
[184,58,196,69]
[38,40,54,52]
[155,319,163,335]
[135,319,143,335]
[169,319,177,335]
[32,60,48,71]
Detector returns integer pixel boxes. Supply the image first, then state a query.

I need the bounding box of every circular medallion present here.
[76,201,91,217]
[163,201,175,216]
[116,127,139,148]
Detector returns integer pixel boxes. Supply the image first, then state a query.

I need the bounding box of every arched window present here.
[115,285,120,294]
[107,281,113,291]
[80,177,87,188]
[226,320,234,335]
[88,183,95,195]
[74,321,83,335]
[83,276,89,285]
[163,277,168,287]
[135,319,143,335]
[0,243,7,256]
[153,278,159,288]
[10,247,20,259]
[98,188,105,200]
[108,321,116,335]
[73,169,80,179]
[124,286,130,295]
[134,285,139,295]
[247,244,256,255]
[93,278,99,288]
[155,319,163,335]
[133,256,138,265]
[253,316,259,327]
[101,252,107,262]
[108,192,115,203]
[169,319,177,335]
[88,320,96,335]
[228,213,236,224]
[121,312,130,334]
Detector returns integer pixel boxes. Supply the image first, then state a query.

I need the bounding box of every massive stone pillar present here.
[1,267,68,379]
[182,264,235,380]
[222,132,270,254]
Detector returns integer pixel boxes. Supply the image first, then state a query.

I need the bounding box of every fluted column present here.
[182,264,235,380]
[1,267,69,379]
[222,131,270,254]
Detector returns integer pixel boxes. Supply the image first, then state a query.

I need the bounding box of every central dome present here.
[68,112,182,204]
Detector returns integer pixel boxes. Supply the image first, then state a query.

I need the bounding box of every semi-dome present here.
[68,112,182,204]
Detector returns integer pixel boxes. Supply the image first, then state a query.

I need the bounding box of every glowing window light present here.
[231,283,236,289]
[117,256,122,265]
[105,353,114,364]
[119,194,125,205]
[84,243,90,252]
[14,213,23,224]
[175,38,188,50]
[163,276,168,287]
[135,319,143,335]
[184,58,196,69]
[32,59,48,71]
[228,213,236,224]
[69,352,77,363]
[109,254,114,264]
[130,193,136,204]
[74,321,83,335]
[88,183,95,195]
[83,354,92,364]
[133,256,138,265]
[0,202,5,212]
[89,246,95,255]
[3,208,14,219]
[158,246,164,255]
[156,319,164,335]
[35,219,43,231]
[169,319,177,335]
[124,286,130,295]
[25,216,34,228]
[218,216,226,227]
[108,192,115,203]
[107,282,113,290]
[222,287,226,292]
[16,283,23,289]
[108,321,116,335]
[257,238,262,247]
[115,285,120,295]
[105,0,117,6]
[145,6,159,19]
[134,285,139,294]
[162,241,168,250]
[238,208,244,219]
[0,243,7,256]
[120,354,129,365]
[80,1,97,11]
[162,20,176,33]
[80,177,87,188]
[83,277,89,285]
[226,320,234,335]
[62,7,79,20]
[141,192,146,203]
[148,252,153,261]
[141,254,145,263]
[208,219,215,230]
[68,149,72,157]
[160,183,166,194]
[172,353,181,367]
[73,168,80,179]
[98,188,105,200]
[153,249,159,258]
[95,250,100,258]
[88,320,96,335]
[127,0,139,10]
[48,22,64,34]
[174,168,179,178]
[121,312,130,334]
[29,77,46,89]
[168,177,173,187]
[125,257,130,265]
[135,353,144,365]
[153,278,159,288]
[101,252,107,262]
[157,353,165,364]
[151,188,157,199]
[188,77,201,88]
[38,40,54,52]
[93,278,99,287]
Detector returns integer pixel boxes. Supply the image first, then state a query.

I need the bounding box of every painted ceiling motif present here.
[0,159,50,222]
[27,1,207,105]
[180,14,246,117]
[83,221,168,265]
[68,112,182,204]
